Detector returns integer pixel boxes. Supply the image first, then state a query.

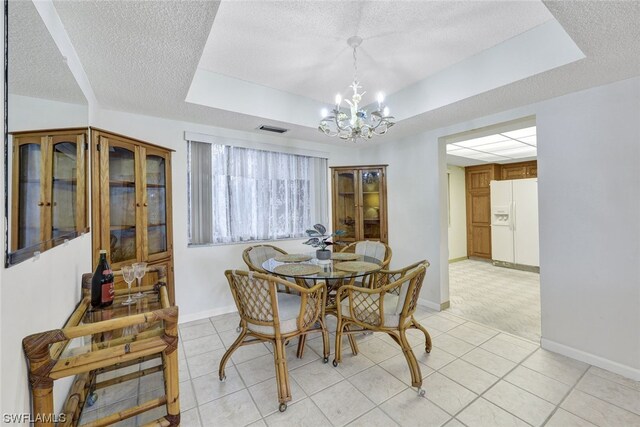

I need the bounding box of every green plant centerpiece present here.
[303,224,345,261]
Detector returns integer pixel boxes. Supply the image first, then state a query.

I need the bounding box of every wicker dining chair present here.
[332,260,431,396]
[242,244,288,273]
[219,270,330,412]
[340,240,393,269]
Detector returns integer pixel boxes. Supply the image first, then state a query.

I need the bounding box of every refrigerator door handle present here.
[511,201,516,231]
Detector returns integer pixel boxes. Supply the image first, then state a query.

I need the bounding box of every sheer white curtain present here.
[189,141,328,245]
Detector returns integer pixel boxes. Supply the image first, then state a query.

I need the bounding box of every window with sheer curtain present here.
[188,140,328,245]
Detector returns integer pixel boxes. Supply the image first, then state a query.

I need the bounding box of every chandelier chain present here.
[353,45,358,83]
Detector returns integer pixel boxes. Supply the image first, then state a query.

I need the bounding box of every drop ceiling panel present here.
[446,126,537,163]
[475,140,524,151]
[501,126,536,139]
[493,146,538,157]
[455,134,512,148]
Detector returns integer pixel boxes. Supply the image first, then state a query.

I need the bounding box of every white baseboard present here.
[541,338,640,381]
[179,305,238,325]
[417,298,442,312]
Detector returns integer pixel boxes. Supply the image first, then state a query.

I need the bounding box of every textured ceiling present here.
[8,1,86,104]
[49,1,640,145]
[199,1,552,106]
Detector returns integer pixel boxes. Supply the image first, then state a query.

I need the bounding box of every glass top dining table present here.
[261,253,383,281]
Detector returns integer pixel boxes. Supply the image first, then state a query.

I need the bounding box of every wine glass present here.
[121,265,136,305]
[132,262,147,298]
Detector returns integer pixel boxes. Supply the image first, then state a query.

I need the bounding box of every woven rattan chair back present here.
[374,259,427,294]
[340,241,392,268]
[242,244,288,273]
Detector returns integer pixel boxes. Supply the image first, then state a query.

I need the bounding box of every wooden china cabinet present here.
[91,128,175,303]
[10,128,88,254]
[330,165,388,250]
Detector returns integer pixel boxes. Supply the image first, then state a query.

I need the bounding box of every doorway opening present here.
[445,117,541,343]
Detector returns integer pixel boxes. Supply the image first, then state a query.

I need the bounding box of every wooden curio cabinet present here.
[331,165,388,249]
[91,129,175,302]
[10,128,88,254]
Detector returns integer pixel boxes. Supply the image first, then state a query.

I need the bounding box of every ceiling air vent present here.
[258,125,289,134]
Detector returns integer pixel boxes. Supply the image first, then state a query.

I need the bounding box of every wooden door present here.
[49,133,86,246]
[358,167,386,242]
[11,135,45,251]
[465,165,498,259]
[143,146,173,263]
[97,135,142,269]
[332,168,359,248]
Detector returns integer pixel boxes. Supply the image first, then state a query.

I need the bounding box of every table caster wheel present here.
[332,359,339,367]
[279,403,287,412]
[219,374,226,382]
[426,349,431,354]
[418,388,426,397]
[323,357,329,363]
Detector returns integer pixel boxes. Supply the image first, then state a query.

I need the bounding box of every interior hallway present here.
[447,259,541,343]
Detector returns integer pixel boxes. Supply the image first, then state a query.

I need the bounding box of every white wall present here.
[447,165,467,261]
[92,108,364,322]
[8,94,87,131]
[2,93,91,418]
[536,78,640,377]
[361,76,640,380]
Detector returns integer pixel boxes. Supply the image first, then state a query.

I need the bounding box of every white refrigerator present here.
[490,178,539,267]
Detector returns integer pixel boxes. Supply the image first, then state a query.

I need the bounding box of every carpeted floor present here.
[447,259,541,343]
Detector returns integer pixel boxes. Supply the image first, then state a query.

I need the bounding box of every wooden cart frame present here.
[22,265,180,427]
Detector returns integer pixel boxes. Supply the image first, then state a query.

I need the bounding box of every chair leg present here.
[273,338,292,412]
[320,321,330,363]
[296,334,306,359]
[411,317,432,353]
[333,319,344,366]
[219,329,246,381]
[398,329,423,392]
[345,324,359,355]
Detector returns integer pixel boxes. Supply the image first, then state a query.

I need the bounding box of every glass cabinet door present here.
[108,145,138,264]
[334,170,357,243]
[51,138,78,239]
[146,152,169,259]
[15,141,42,250]
[360,169,382,240]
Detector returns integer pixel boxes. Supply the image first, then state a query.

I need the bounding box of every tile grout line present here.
[538,367,591,426]
[446,343,542,425]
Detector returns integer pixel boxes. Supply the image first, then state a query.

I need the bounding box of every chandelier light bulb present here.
[335,94,342,106]
[377,92,385,106]
[321,108,328,118]
[383,106,390,116]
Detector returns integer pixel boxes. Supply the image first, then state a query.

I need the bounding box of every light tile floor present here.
[79,308,640,427]
[448,259,541,342]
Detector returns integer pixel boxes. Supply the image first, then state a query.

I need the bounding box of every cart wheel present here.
[418,388,426,397]
[332,359,339,367]
[279,403,287,412]
[323,357,329,363]
[86,392,98,407]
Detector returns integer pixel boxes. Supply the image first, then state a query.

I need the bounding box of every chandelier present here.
[318,36,395,142]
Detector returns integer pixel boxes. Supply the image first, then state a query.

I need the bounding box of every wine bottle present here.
[91,250,115,308]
